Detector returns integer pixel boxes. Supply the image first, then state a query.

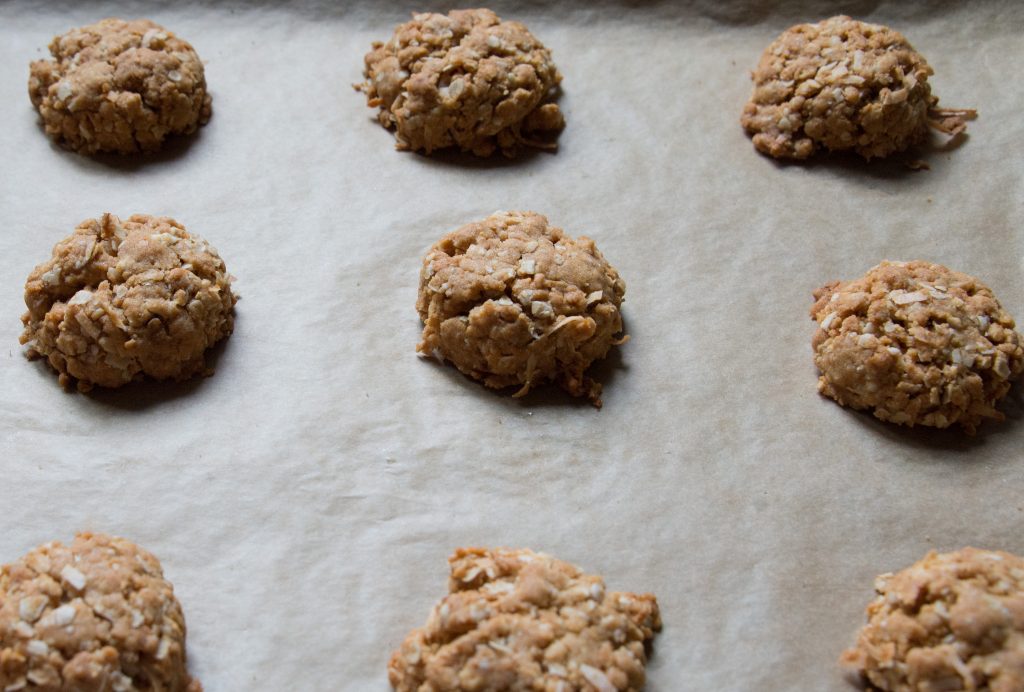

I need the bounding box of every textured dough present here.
[741,15,972,160]
[810,261,1023,433]
[28,18,211,155]
[840,548,1024,692]
[21,213,236,391]
[0,532,201,692]
[358,9,564,157]
[417,211,626,406]
[389,547,661,692]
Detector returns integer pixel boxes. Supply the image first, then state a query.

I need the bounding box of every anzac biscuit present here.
[21,213,236,391]
[0,532,201,692]
[741,16,974,160]
[841,548,1024,691]
[29,18,211,155]
[810,261,1023,433]
[389,547,661,691]
[417,212,626,406]
[358,9,564,157]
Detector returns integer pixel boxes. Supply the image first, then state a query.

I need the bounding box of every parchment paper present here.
[1,1,1022,689]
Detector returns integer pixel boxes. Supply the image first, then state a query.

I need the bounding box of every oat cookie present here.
[741,16,975,160]
[21,213,236,391]
[389,547,661,692]
[28,18,211,155]
[357,9,564,157]
[810,261,1023,433]
[0,532,201,692]
[417,211,626,406]
[840,548,1024,691]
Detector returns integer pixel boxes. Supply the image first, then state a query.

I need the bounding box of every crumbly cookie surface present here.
[741,15,971,160]
[417,211,626,406]
[389,547,661,692]
[810,261,1023,432]
[0,532,201,692]
[21,213,236,391]
[358,9,564,157]
[841,548,1024,691]
[28,18,211,155]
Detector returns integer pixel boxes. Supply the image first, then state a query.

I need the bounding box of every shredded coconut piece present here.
[891,290,928,305]
[60,565,86,591]
[580,664,616,692]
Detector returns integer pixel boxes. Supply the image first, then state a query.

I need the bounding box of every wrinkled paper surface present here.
[1,1,1022,689]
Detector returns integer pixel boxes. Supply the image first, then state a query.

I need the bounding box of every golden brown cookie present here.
[389,547,661,692]
[0,532,202,692]
[28,18,212,155]
[357,9,564,157]
[840,548,1024,691]
[417,211,626,406]
[741,16,974,160]
[810,261,1023,432]
[21,213,236,391]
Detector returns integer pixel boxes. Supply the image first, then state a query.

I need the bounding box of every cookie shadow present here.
[762,132,972,183]
[421,340,627,410]
[405,141,550,171]
[844,386,1021,455]
[513,345,628,410]
[82,336,233,411]
[49,126,205,174]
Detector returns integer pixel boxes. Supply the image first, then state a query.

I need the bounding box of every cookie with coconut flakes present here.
[0,532,202,692]
[357,8,564,157]
[809,260,1023,432]
[840,548,1024,691]
[388,547,661,692]
[741,15,974,160]
[21,213,236,391]
[417,211,626,407]
[28,18,211,155]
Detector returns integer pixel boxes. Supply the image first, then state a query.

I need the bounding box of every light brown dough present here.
[417,211,626,406]
[741,15,973,160]
[28,18,211,155]
[0,532,201,692]
[840,548,1024,691]
[358,9,564,157]
[21,213,236,391]
[389,547,661,692]
[810,261,1024,433]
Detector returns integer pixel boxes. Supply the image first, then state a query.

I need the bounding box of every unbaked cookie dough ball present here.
[0,532,201,692]
[417,211,626,406]
[21,213,236,391]
[358,9,564,157]
[741,16,974,160]
[810,261,1024,433]
[389,547,661,692]
[840,548,1024,691]
[29,18,212,155]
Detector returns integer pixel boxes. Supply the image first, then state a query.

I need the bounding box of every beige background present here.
[1,1,1022,689]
